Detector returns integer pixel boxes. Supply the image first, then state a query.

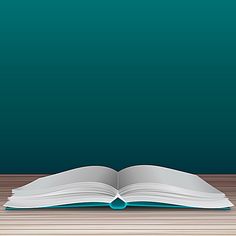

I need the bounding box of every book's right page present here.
[118,165,233,209]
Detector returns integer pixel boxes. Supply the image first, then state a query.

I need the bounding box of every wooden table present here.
[0,174,235,235]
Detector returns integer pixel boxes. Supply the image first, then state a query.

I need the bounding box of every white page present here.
[118,165,223,196]
[122,195,233,209]
[9,183,117,198]
[4,195,113,208]
[14,166,118,193]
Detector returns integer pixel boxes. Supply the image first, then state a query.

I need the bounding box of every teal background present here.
[0,0,235,173]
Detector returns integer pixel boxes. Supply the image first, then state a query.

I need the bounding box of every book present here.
[4,165,233,210]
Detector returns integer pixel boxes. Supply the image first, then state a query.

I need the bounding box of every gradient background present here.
[0,0,235,173]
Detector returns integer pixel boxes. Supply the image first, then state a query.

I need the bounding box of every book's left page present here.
[4,166,118,209]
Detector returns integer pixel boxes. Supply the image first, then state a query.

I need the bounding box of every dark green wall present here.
[0,0,235,173]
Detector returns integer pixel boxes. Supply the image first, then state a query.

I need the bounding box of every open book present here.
[4,165,233,210]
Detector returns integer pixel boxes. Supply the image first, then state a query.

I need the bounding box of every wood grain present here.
[0,174,235,235]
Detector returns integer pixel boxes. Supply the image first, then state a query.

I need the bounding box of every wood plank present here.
[0,174,235,235]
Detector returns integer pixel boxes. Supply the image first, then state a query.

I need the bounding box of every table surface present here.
[0,174,235,235]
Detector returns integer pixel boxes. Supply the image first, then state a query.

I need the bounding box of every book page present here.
[118,165,222,195]
[14,166,118,193]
